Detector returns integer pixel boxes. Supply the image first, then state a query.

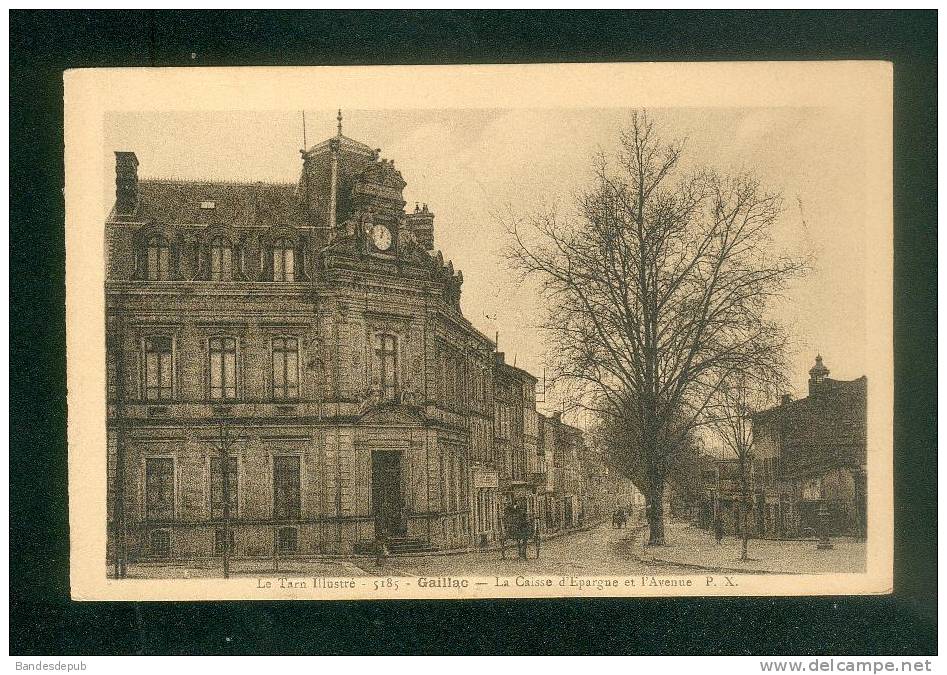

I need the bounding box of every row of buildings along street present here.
[668,356,867,541]
[105,117,640,574]
[105,112,867,577]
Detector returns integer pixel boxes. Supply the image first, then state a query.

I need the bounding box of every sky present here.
[105,107,869,422]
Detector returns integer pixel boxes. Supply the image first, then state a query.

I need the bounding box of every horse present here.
[501,506,540,560]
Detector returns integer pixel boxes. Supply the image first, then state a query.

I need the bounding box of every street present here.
[112,520,866,579]
[114,522,676,579]
[356,522,681,577]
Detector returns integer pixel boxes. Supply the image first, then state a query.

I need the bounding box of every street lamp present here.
[215,416,248,578]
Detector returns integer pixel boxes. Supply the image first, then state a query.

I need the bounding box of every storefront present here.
[473,467,499,547]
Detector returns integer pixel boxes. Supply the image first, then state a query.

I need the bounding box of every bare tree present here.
[706,367,786,561]
[595,396,700,516]
[505,110,807,545]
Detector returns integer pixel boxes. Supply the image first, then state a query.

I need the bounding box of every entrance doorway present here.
[372,450,405,538]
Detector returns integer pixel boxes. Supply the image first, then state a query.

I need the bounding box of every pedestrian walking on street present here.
[714,515,725,545]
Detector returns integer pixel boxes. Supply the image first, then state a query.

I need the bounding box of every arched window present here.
[146,236,171,280]
[209,236,233,281]
[272,238,295,282]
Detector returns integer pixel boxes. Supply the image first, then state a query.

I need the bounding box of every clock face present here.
[371,224,393,251]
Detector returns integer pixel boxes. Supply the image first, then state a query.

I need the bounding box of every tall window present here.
[146,236,171,280]
[210,455,238,519]
[271,337,299,400]
[273,455,301,520]
[472,368,487,410]
[495,404,511,440]
[450,454,458,511]
[374,334,398,401]
[210,236,233,281]
[445,353,457,406]
[272,238,295,282]
[145,457,174,520]
[208,337,237,400]
[143,336,173,400]
[106,334,120,401]
[454,358,465,409]
[440,452,448,511]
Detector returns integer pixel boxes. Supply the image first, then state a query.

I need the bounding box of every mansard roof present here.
[113,178,309,228]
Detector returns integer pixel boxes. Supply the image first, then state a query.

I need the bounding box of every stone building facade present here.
[547,413,585,530]
[698,356,868,539]
[752,356,868,538]
[492,356,541,528]
[106,117,623,567]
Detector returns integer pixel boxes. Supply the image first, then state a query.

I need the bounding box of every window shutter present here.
[296,242,305,282]
[196,240,206,280]
[235,239,246,281]
[168,237,177,280]
[133,241,144,280]
[261,242,272,281]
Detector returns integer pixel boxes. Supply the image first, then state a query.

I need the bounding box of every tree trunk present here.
[740,493,750,561]
[646,482,666,546]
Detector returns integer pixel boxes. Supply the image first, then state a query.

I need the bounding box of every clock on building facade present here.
[370,222,395,254]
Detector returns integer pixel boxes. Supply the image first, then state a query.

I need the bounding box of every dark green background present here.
[10,10,936,655]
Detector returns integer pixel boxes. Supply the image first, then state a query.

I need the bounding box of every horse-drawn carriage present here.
[499,504,541,560]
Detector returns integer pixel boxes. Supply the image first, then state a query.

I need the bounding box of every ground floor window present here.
[210,455,238,519]
[273,455,301,520]
[277,526,298,553]
[149,529,171,558]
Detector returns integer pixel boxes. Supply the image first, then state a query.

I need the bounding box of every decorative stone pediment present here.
[357,403,423,427]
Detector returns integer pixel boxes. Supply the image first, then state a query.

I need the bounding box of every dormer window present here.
[209,236,233,281]
[145,236,171,281]
[200,200,216,210]
[273,238,295,282]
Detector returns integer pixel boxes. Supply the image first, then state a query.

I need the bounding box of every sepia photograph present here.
[12,8,937,660]
[64,63,893,600]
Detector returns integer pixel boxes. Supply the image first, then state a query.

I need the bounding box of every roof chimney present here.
[114,151,139,215]
[406,203,435,250]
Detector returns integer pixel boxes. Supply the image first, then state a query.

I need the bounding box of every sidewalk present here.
[635,522,866,575]
[111,558,366,579]
[108,523,609,578]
